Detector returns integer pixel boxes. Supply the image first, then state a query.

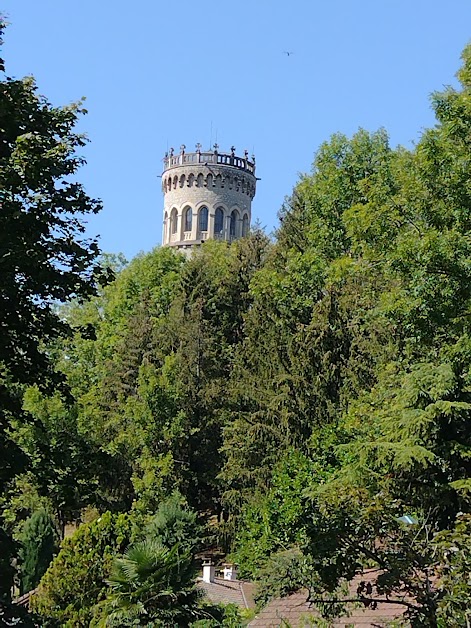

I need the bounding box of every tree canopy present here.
[1,16,471,627]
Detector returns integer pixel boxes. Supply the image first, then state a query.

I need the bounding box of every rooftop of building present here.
[248,570,410,627]
[197,577,256,610]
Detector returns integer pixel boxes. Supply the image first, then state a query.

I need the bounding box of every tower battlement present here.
[163,146,256,175]
[161,144,257,253]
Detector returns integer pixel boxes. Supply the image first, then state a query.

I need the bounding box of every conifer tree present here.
[18,509,57,594]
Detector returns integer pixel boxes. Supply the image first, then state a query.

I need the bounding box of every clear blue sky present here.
[2,1,471,260]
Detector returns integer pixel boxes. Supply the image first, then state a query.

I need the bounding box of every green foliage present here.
[338,347,471,521]
[0,25,104,400]
[232,450,313,576]
[30,246,188,517]
[57,234,269,515]
[18,508,58,594]
[155,234,269,510]
[89,495,223,626]
[2,472,53,548]
[31,511,135,627]
[434,514,471,626]
[191,603,249,627]
[254,550,313,608]
[92,539,207,627]
[17,388,130,530]
[221,129,393,522]
[146,492,204,553]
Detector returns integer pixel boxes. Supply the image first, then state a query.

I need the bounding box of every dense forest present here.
[1,18,471,627]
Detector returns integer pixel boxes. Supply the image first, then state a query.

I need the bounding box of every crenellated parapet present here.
[163,144,256,175]
[161,144,257,254]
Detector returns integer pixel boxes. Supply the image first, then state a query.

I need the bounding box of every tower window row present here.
[164,206,250,244]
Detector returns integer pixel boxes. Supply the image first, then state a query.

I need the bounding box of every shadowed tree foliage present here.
[221,129,395,520]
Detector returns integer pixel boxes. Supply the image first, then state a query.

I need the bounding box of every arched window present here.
[164,211,168,241]
[198,206,208,232]
[242,213,249,236]
[214,207,224,235]
[230,209,239,237]
[170,208,178,234]
[184,206,192,232]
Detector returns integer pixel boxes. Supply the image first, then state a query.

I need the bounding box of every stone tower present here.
[161,144,257,253]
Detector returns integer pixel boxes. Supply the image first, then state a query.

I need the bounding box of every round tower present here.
[161,143,257,253]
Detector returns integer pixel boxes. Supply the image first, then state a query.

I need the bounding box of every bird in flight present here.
[283,51,294,56]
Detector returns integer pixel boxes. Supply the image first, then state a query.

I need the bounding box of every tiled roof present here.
[249,571,410,627]
[197,577,256,609]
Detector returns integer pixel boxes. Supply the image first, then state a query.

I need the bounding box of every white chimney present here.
[202,559,215,583]
[223,563,238,581]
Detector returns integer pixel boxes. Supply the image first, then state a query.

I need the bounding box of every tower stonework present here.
[161,144,257,253]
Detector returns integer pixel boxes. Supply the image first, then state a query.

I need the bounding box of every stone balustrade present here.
[163,150,256,175]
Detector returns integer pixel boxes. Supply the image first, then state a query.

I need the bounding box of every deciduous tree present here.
[0,17,105,616]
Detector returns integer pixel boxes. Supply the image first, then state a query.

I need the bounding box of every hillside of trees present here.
[1,18,470,627]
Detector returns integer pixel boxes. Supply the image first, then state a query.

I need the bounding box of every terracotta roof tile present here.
[197,577,256,609]
[249,570,409,627]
